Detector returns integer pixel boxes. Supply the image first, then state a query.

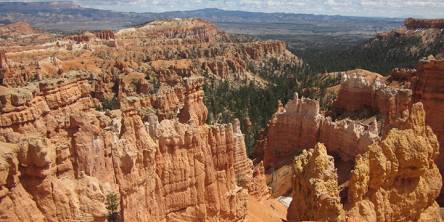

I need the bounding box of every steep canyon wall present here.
[0,18,288,221]
[287,103,443,222]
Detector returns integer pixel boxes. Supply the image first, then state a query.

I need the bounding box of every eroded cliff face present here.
[258,91,380,171]
[334,69,412,126]
[0,75,253,222]
[413,58,444,203]
[405,18,444,29]
[287,143,345,222]
[288,103,443,222]
[257,69,411,171]
[0,19,283,221]
[255,65,444,201]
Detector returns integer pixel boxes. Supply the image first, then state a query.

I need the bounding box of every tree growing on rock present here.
[105,193,120,222]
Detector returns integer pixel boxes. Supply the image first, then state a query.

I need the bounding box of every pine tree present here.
[105,193,120,222]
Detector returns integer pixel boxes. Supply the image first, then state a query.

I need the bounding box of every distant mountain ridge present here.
[0,1,82,10]
[0,2,402,33]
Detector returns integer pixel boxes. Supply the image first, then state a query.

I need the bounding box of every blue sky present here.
[3,0,444,18]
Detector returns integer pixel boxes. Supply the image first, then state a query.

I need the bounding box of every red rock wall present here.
[413,58,444,203]
[258,70,414,172]
[287,103,442,221]
[0,50,7,70]
[0,18,298,221]
[405,18,444,29]
[259,93,379,170]
[0,74,253,222]
[244,41,287,60]
[67,34,90,43]
[333,69,412,126]
[95,30,115,40]
[179,77,208,126]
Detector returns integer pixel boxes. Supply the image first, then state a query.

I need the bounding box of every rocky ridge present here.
[288,103,442,221]
[405,18,444,30]
[256,69,411,172]
[258,92,379,171]
[412,58,444,203]
[0,19,290,221]
[0,73,254,221]
[256,58,444,203]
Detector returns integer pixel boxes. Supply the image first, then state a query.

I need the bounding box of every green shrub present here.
[105,193,120,222]
[101,96,120,111]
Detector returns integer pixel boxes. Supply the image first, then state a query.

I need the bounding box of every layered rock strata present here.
[333,69,412,126]
[287,143,345,221]
[288,103,443,222]
[178,77,208,126]
[0,19,283,222]
[259,93,379,170]
[233,119,254,190]
[413,58,444,202]
[405,18,444,30]
[255,69,420,198]
[257,69,415,170]
[0,19,299,89]
[0,77,254,221]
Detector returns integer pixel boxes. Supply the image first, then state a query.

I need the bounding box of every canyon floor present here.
[247,197,287,222]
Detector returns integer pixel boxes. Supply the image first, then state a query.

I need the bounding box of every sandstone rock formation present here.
[0,74,254,221]
[258,92,379,171]
[256,69,418,169]
[95,30,115,40]
[0,50,11,85]
[233,119,254,190]
[405,18,444,30]
[413,58,444,203]
[0,19,284,221]
[333,69,412,126]
[268,164,293,197]
[249,161,270,199]
[179,77,208,126]
[287,103,443,222]
[232,119,270,199]
[0,50,7,70]
[255,67,444,200]
[67,34,91,43]
[287,143,345,222]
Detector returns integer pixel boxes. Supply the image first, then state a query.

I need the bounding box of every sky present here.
[2,0,444,18]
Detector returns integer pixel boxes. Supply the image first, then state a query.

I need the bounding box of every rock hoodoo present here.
[258,92,380,171]
[0,74,254,221]
[178,77,208,126]
[255,65,444,201]
[94,30,115,40]
[0,50,7,70]
[287,143,345,221]
[0,19,286,221]
[413,58,444,202]
[287,103,443,222]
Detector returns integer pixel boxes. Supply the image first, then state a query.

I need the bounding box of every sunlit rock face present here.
[412,58,444,203]
[333,69,412,126]
[288,103,443,222]
[257,92,380,171]
[255,64,444,205]
[0,18,284,221]
[287,143,345,222]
